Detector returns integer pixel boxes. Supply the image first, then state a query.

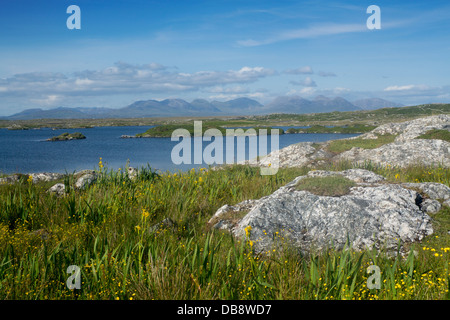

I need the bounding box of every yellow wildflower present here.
[244,225,252,238]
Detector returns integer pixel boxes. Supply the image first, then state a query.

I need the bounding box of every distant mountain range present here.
[1,96,404,120]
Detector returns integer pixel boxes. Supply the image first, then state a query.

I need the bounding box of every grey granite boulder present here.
[29,172,65,183]
[128,167,138,180]
[0,172,64,184]
[361,114,450,142]
[212,169,438,254]
[335,139,450,168]
[75,173,97,190]
[47,183,66,196]
[402,182,450,202]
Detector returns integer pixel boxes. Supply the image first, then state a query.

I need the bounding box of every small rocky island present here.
[47,132,86,141]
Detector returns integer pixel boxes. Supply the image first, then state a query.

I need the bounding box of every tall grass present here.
[0,162,448,300]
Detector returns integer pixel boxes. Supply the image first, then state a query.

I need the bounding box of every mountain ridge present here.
[1,96,404,120]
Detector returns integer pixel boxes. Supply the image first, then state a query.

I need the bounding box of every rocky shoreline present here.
[245,114,450,169]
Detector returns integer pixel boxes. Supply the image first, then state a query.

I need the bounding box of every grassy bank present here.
[286,124,376,134]
[0,161,449,300]
[136,124,284,138]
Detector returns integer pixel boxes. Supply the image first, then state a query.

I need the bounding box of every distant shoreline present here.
[0,103,449,132]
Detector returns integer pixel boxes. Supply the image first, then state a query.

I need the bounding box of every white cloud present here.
[302,77,317,87]
[209,92,266,101]
[30,94,62,106]
[207,86,249,94]
[333,87,351,94]
[75,78,94,86]
[285,66,313,75]
[0,62,275,99]
[287,87,317,97]
[290,77,317,87]
[384,84,430,92]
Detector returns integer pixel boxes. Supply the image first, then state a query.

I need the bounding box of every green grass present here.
[327,134,397,153]
[136,124,284,137]
[416,129,450,142]
[262,103,450,125]
[287,124,376,134]
[295,176,356,196]
[0,162,448,300]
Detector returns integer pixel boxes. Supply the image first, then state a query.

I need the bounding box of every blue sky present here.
[0,0,449,115]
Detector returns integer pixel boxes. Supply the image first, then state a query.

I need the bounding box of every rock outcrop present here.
[253,115,450,169]
[47,183,66,196]
[211,169,449,254]
[334,139,450,167]
[0,172,64,184]
[74,172,97,190]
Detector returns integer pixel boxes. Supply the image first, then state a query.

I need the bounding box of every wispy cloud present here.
[384,84,430,92]
[237,23,367,47]
[318,71,337,77]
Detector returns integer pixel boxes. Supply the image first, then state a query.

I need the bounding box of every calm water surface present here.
[0,126,359,174]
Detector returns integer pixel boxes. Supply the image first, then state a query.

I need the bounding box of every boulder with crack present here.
[210,169,442,255]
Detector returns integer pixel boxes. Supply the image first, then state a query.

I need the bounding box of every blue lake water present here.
[0,126,359,174]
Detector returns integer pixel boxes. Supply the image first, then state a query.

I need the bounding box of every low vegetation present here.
[417,129,450,142]
[286,124,376,134]
[326,134,397,153]
[0,160,448,300]
[295,176,356,196]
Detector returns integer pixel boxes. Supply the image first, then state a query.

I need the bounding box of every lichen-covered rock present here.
[335,139,450,168]
[208,199,260,231]
[75,173,97,190]
[361,114,450,142]
[402,182,450,202]
[253,115,450,169]
[0,172,64,184]
[30,172,64,183]
[214,169,437,254]
[47,183,66,196]
[128,167,138,180]
[419,199,442,214]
